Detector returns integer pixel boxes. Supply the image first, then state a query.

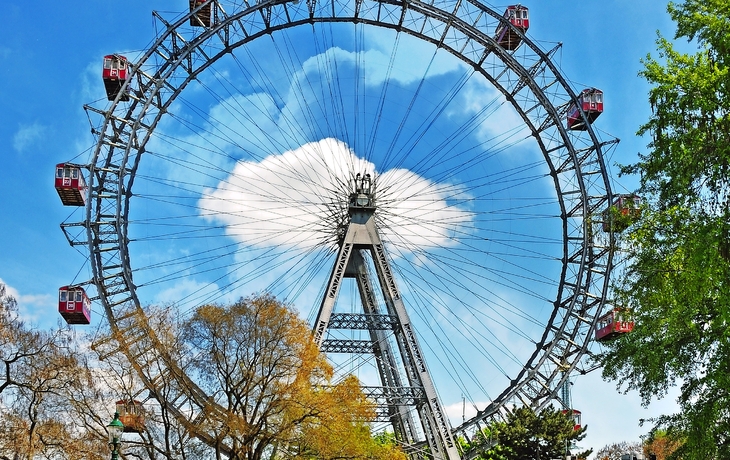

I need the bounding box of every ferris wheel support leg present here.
[312,204,461,460]
[350,252,420,444]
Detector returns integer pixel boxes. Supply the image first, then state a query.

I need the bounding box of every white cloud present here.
[79,60,105,105]
[443,398,485,427]
[363,28,465,83]
[198,137,473,251]
[0,279,55,307]
[198,137,362,246]
[0,278,55,327]
[445,76,532,157]
[13,122,46,153]
[295,43,462,90]
[152,277,226,312]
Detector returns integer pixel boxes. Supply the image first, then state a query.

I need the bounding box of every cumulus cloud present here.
[443,398,484,427]
[1,280,51,308]
[0,278,54,326]
[132,30,550,326]
[296,37,463,90]
[153,277,227,311]
[198,137,473,251]
[13,122,46,153]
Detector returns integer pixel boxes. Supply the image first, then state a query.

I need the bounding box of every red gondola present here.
[190,0,212,27]
[55,163,87,206]
[58,286,91,325]
[102,55,130,101]
[595,308,634,342]
[495,5,529,51]
[562,409,582,431]
[567,88,603,130]
[602,194,641,232]
[116,400,146,433]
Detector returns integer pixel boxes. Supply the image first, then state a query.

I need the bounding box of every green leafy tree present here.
[598,1,730,459]
[465,405,590,460]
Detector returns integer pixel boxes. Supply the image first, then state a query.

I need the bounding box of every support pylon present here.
[313,174,461,460]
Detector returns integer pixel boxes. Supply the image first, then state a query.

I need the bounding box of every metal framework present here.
[67,0,619,456]
[313,175,459,458]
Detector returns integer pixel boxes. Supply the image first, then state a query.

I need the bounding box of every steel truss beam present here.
[313,192,461,460]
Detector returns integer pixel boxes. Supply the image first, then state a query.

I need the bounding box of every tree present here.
[594,441,643,460]
[1,285,403,459]
[465,405,591,460]
[286,375,407,460]
[182,294,404,460]
[0,282,108,460]
[598,2,730,459]
[644,430,682,460]
[88,303,215,460]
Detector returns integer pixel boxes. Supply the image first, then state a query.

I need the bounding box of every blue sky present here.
[1,1,687,456]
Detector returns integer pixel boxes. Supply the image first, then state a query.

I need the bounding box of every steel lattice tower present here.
[312,174,460,460]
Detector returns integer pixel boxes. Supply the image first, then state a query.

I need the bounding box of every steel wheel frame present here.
[77,0,616,449]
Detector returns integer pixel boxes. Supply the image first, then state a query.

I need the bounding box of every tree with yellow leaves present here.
[644,430,682,460]
[183,293,406,460]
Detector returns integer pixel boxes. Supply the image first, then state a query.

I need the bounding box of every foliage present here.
[594,441,643,460]
[603,196,643,233]
[644,430,683,460]
[593,434,682,460]
[0,282,108,460]
[0,288,212,460]
[464,405,591,460]
[372,431,409,458]
[88,306,211,460]
[183,293,403,460]
[286,375,406,460]
[1,286,403,459]
[599,1,730,459]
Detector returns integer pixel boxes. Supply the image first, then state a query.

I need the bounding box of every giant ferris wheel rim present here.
[83,0,615,442]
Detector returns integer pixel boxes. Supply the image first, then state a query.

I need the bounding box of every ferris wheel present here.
[59,0,619,456]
